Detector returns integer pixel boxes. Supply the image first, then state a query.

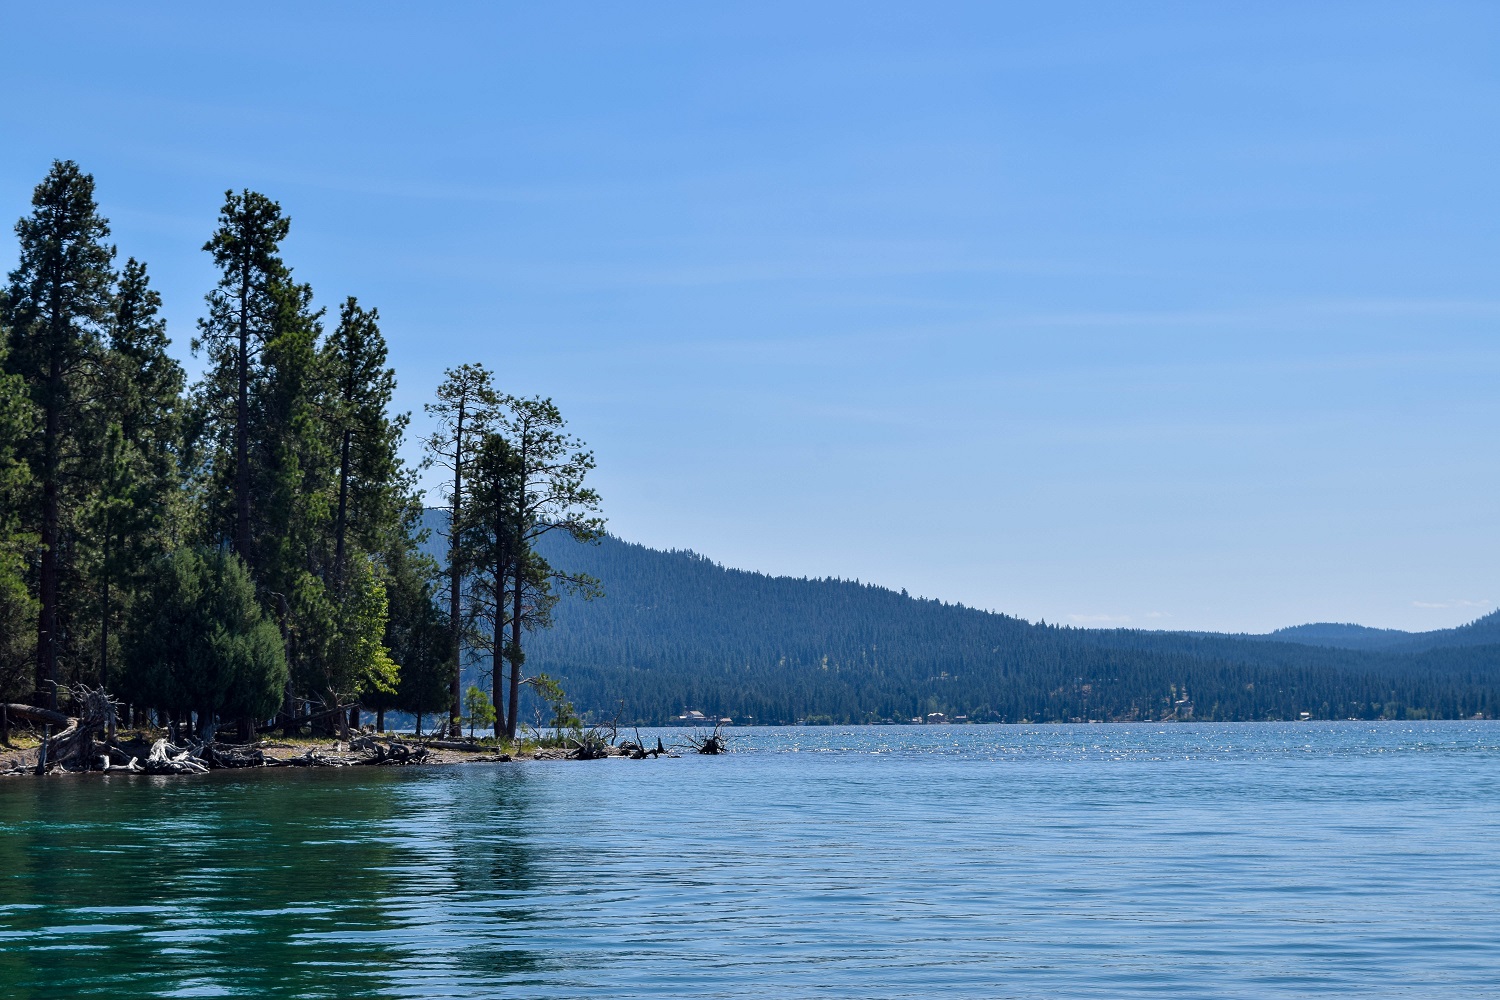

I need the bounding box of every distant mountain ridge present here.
[1230,613,1500,652]
[420,511,1500,724]
[1263,622,1415,649]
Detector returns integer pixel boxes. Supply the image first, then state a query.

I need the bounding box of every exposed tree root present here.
[683,723,730,755]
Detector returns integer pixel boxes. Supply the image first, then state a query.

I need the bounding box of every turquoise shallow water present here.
[2,721,1500,998]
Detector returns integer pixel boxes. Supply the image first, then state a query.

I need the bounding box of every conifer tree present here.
[366,520,449,733]
[194,190,288,565]
[422,363,497,733]
[461,433,565,737]
[122,547,288,731]
[493,396,604,739]
[86,258,185,691]
[255,277,340,730]
[319,297,408,587]
[2,161,115,709]
[259,283,404,735]
[373,504,451,733]
[256,277,328,583]
[0,323,36,702]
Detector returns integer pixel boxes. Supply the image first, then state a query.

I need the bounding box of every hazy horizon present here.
[3,2,1496,632]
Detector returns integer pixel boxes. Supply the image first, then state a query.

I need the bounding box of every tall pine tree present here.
[320,297,409,585]
[2,161,115,709]
[194,190,288,566]
[422,363,497,733]
[0,316,36,703]
[493,396,604,739]
[318,298,428,728]
[85,258,185,691]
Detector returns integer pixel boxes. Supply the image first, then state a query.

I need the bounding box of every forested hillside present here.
[501,524,1500,725]
[1223,615,1500,652]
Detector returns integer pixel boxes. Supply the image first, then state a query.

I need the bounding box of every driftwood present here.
[524,721,623,760]
[2,703,71,728]
[143,739,210,774]
[568,729,613,760]
[419,739,486,752]
[1,687,716,775]
[261,735,434,768]
[619,728,669,759]
[350,734,431,765]
[201,742,266,769]
[0,686,124,775]
[684,723,730,755]
[270,748,353,767]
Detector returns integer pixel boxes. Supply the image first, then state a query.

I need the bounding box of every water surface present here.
[2,722,1499,998]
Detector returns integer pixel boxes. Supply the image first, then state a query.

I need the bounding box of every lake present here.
[2,722,1499,998]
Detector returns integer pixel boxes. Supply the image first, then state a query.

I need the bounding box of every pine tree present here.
[366,513,450,733]
[461,432,569,738]
[422,363,497,733]
[86,258,185,692]
[194,190,289,566]
[493,396,604,739]
[320,297,407,590]
[313,296,417,731]
[0,321,36,703]
[2,161,115,709]
[255,277,337,732]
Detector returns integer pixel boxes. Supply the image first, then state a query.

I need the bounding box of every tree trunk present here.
[447,399,466,734]
[234,265,252,563]
[507,543,523,741]
[506,456,526,740]
[277,594,297,736]
[501,515,513,743]
[99,514,110,691]
[333,426,351,588]
[376,706,385,733]
[330,694,351,741]
[35,351,62,711]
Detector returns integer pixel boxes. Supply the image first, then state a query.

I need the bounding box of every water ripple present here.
[1,721,1499,997]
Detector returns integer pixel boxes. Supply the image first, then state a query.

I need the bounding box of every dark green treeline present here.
[522,531,1500,725]
[0,161,601,737]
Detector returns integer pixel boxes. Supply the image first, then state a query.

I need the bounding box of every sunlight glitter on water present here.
[2,721,1499,998]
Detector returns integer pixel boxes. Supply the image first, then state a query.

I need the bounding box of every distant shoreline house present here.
[908,712,969,724]
[673,709,732,725]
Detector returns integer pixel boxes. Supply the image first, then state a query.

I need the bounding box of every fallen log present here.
[266,748,352,767]
[200,742,266,769]
[1,703,71,728]
[419,739,488,752]
[15,686,123,774]
[349,734,430,765]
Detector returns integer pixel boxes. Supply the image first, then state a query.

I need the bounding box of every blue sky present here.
[2,2,1497,632]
